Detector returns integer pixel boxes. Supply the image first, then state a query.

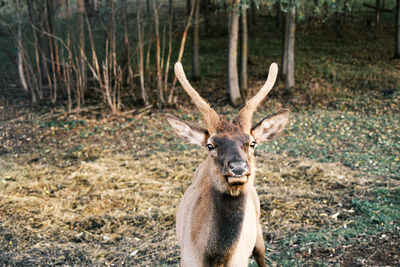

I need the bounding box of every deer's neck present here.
[205,187,247,265]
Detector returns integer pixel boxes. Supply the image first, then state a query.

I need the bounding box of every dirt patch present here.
[339,232,400,266]
[297,232,400,266]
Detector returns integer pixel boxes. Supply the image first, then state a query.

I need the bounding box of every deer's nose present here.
[228,161,249,176]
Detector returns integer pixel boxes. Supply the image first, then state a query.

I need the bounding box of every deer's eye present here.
[207,144,215,151]
[250,141,257,148]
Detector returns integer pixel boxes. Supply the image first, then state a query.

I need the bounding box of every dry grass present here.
[0,144,377,265]
[0,99,397,265]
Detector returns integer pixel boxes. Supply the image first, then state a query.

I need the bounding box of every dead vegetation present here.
[0,74,398,264]
[0,113,389,265]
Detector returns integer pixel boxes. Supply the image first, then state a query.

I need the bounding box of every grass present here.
[265,186,400,266]
[253,104,399,265]
[259,109,400,180]
[2,104,398,265]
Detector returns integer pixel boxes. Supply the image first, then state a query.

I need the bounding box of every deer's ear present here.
[166,114,209,147]
[251,109,289,143]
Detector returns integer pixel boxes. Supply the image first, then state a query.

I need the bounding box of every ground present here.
[0,97,399,266]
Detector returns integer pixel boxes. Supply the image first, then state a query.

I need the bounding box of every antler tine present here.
[235,63,278,133]
[174,62,220,134]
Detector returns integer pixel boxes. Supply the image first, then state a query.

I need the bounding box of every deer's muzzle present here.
[224,161,250,185]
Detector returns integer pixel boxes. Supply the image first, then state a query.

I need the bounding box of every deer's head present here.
[167,62,289,196]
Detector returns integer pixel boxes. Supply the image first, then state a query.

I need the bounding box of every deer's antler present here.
[234,63,278,133]
[174,62,220,134]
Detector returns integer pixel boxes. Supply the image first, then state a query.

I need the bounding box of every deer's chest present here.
[205,189,256,265]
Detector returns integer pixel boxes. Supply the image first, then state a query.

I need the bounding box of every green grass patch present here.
[259,109,400,180]
[265,186,400,266]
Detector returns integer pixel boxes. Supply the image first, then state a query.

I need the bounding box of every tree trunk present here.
[228,0,241,106]
[64,0,73,113]
[77,0,86,109]
[137,0,149,105]
[281,9,289,79]
[121,0,135,101]
[47,0,58,103]
[285,2,296,90]
[187,0,192,14]
[85,0,93,16]
[147,0,151,16]
[153,0,164,107]
[122,0,130,67]
[164,0,174,100]
[250,0,256,25]
[201,0,209,33]
[192,0,200,80]
[169,0,174,25]
[376,0,381,29]
[276,0,282,29]
[107,0,120,114]
[15,0,30,97]
[240,0,248,97]
[36,0,48,85]
[336,0,349,35]
[26,0,43,99]
[395,0,400,58]
[168,0,197,104]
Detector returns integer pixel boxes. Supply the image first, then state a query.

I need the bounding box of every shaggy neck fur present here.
[204,187,247,265]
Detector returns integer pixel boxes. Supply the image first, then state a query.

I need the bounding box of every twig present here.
[363,3,392,12]
[167,0,197,104]
[121,105,153,116]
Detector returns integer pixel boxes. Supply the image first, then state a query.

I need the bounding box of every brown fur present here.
[190,178,211,243]
[175,121,265,266]
[171,62,286,267]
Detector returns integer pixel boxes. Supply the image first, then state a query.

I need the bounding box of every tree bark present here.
[250,0,256,25]
[164,0,174,99]
[376,0,381,29]
[64,0,73,113]
[36,0,48,85]
[201,0,209,33]
[15,0,29,96]
[121,0,135,101]
[363,3,392,12]
[153,0,164,107]
[187,0,192,14]
[147,0,151,16]
[276,0,282,29]
[228,0,241,106]
[137,0,149,105]
[105,0,119,114]
[395,0,400,58]
[192,0,200,80]
[169,0,174,24]
[122,0,130,67]
[168,0,196,104]
[77,0,86,108]
[240,0,248,97]
[281,9,289,79]
[46,0,58,103]
[26,0,43,99]
[285,2,296,90]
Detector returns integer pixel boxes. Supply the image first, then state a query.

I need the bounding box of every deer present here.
[166,62,289,267]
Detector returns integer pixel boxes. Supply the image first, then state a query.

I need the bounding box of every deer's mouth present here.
[225,175,248,186]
